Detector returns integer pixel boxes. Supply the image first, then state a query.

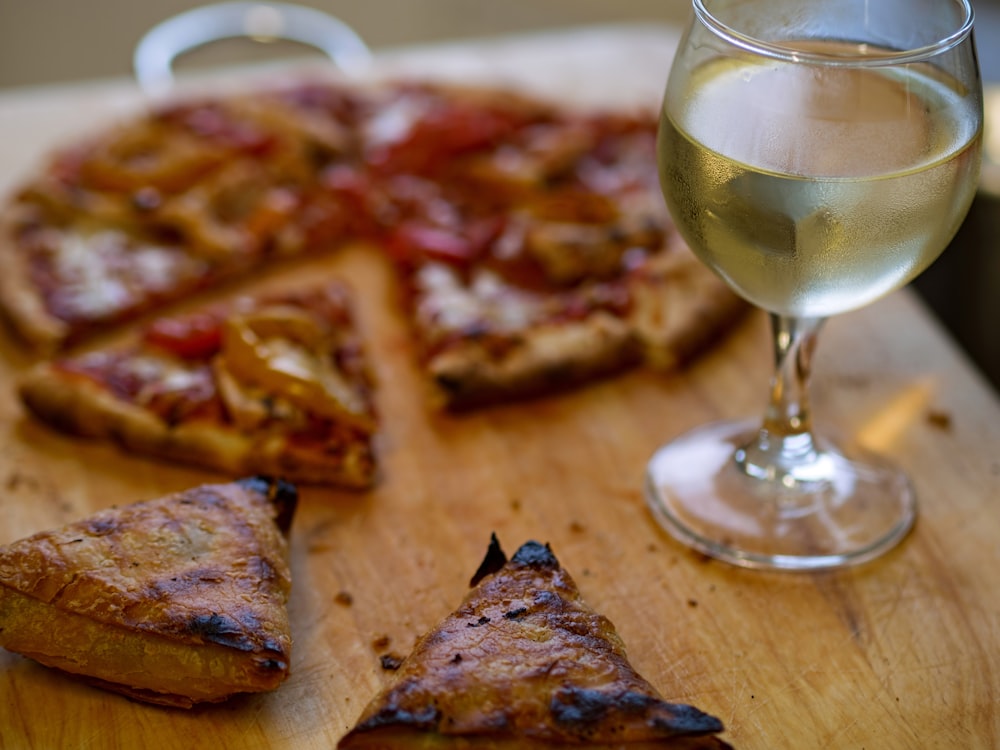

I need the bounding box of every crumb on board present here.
[6,471,32,491]
[372,634,391,651]
[379,653,404,671]
[334,590,354,606]
[926,409,953,431]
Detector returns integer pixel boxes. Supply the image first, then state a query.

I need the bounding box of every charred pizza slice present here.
[339,535,730,749]
[0,476,297,707]
[18,280,378,488]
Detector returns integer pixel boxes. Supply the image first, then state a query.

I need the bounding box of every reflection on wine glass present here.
[647,0,983,570]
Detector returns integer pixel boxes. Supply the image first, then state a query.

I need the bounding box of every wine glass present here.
[646,0,983,570]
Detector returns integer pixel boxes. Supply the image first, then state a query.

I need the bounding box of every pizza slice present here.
[18,281,378,488]
[338,535,731,749]
[382,108,744,409]
[0,476,297,708]
[0,84,367,351]
[395,246,639,409]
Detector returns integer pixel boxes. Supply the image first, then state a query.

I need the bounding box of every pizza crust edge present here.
[17,364,377,488]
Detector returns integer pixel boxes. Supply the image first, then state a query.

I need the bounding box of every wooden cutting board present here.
[1,26,999,750]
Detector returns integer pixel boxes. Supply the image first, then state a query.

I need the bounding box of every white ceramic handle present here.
[133,1,372,96]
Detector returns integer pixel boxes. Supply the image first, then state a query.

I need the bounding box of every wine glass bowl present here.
[646,0,982,570]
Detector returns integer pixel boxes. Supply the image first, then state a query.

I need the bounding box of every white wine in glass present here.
[646,0,982,570]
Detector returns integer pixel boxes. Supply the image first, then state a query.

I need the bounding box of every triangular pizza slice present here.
[17,281,378,488]
[339,535,731,749]
[0,476,297,708]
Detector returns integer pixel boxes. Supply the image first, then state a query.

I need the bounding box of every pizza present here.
[0,83,369,350]
[377,86,745,408]
[0,476,297,708]
[339,535,731,749]
[18,280,378,487]
[0,79,744,409]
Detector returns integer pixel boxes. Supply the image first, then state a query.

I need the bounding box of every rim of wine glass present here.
[692,0,975,66]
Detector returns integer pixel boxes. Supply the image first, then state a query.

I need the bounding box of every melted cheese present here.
[363,95,426,152]
[127,354,208,408]
[414,263,543,337]
[51,232,131,318]
[49,230,188,319]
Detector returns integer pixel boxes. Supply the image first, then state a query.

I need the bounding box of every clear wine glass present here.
[646,0,983,570]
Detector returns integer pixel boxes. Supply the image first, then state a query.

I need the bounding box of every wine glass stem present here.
[736,314,828,484]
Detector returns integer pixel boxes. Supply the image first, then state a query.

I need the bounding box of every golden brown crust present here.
[0,204,68,351]
[339,537,727,749]
[425,249,746,410]
[18,364,376,488]
[429,312,638,409]
[628,240,748,371]
[0,477,297,706]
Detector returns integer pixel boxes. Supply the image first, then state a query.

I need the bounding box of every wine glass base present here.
[645,419,916,571]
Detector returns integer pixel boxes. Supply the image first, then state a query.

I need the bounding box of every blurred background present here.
[4,0,1000,89]
[0,1,695,89]
[0,0,997,391]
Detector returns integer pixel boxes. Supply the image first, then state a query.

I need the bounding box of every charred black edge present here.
[469,532,508,587]
[186,612,257,652]
[510,539,558,570]
[237,476,298,534]
[651,702,725,736]
[469,536,561,588]
[355,701,442,733]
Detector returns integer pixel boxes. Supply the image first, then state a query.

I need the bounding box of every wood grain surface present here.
[1,26,998,750]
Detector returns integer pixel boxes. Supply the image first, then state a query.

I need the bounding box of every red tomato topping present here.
[387,223,473,266]
[387,216,503,267]
[371,103,529,176]
[144,312,223,360]
[159,102,276,155]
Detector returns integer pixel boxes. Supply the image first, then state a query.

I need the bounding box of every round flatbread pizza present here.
[2,77,745,480]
